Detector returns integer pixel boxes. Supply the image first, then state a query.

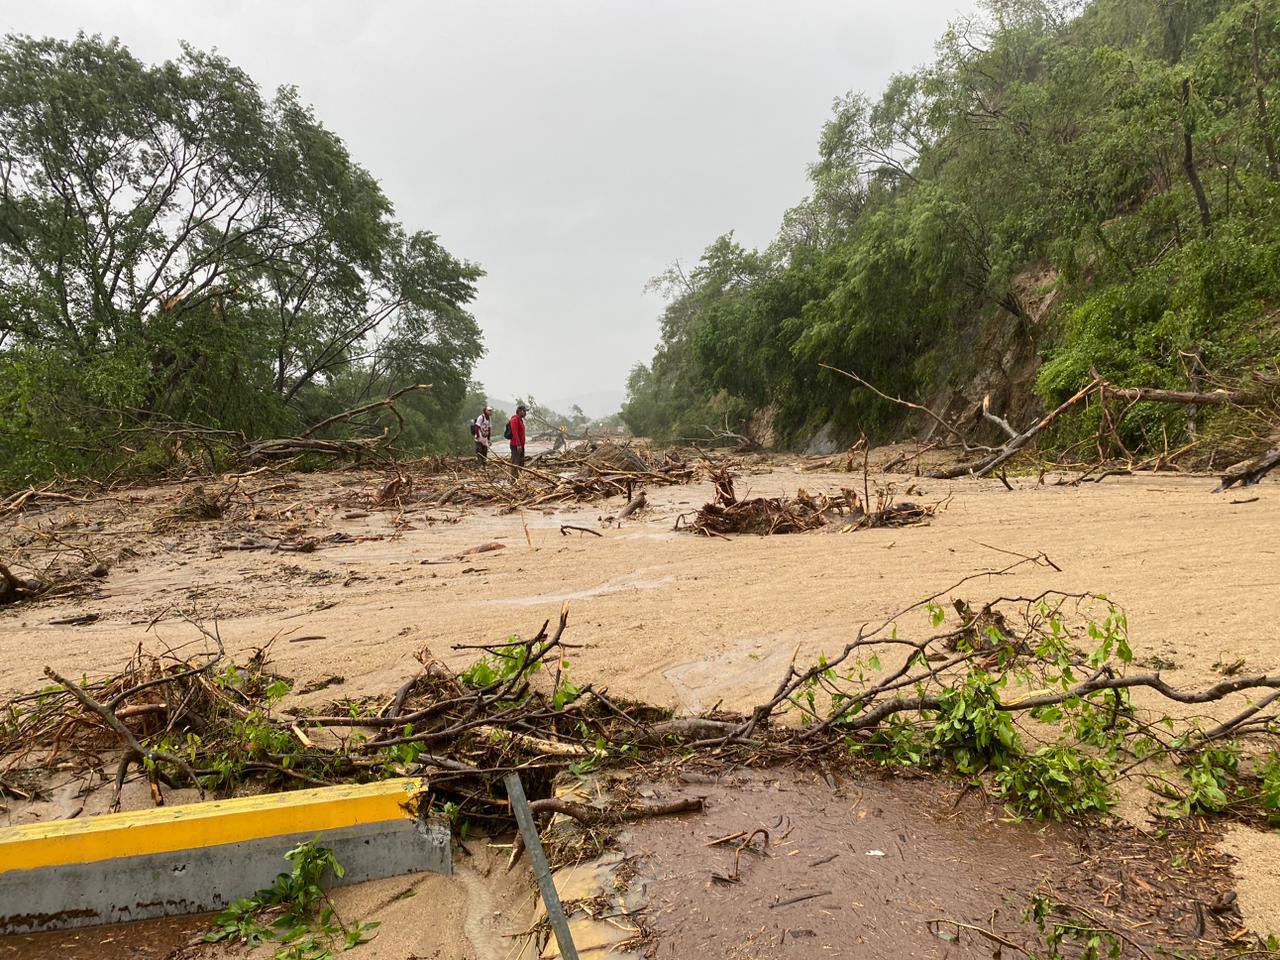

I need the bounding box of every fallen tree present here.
[678,460,943,537]
[822,363,1280,485]
[8,559,1280,832]
[1215,445,1280,492]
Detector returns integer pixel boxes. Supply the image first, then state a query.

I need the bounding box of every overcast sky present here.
[3,0,971,414]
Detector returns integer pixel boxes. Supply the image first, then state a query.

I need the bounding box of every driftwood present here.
[1215,445,1280,492]
[559,524,603,537]
[524,795,704,825]
[680,461,940,536]
[43,665,203,811]
[828,361,1279,484]
[928,382,1096,479]
[506,795,705,869]
[8,571,1280,849]
[0,484,103,520]
[682,413,762,452]
[616,490,647,520]
[821,362,1094,479]
[357,444,699,514]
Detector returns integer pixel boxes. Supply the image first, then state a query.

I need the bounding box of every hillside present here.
[622,0,1280,460]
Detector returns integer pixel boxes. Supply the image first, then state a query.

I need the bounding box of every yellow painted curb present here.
[0,777,422,873]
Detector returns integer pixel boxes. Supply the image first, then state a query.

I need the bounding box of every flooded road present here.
[624,768,1238,959]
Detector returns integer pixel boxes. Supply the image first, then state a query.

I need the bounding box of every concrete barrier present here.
[0,778,451,934]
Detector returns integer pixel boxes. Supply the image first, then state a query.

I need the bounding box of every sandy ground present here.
[2,456,1279,950]
[4,464,1276,712]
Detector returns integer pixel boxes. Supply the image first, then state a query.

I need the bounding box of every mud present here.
[625,769,1241,959]
[2,453,1279,948]
[0,913,211,960]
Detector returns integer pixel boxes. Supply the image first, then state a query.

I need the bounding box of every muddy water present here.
[628,771,1069,960]
[0,913,211,960]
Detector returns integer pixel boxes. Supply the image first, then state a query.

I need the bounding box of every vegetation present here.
[512,396,627,437]
[206,840,379,960]
[0,34,485,490]
[623,0,1280,453]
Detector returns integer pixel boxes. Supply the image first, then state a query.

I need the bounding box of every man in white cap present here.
[471,406,493,462]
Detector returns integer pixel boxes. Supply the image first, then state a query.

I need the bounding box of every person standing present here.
[471,406,492,462]
[507,404,527,470]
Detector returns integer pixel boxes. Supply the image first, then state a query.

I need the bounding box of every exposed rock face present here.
[804,421,841,455]
[913,265,1060,445]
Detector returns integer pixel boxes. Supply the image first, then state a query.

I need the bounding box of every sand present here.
[2,458,1277,948]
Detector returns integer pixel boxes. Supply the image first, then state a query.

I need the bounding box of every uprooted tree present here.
[822,362,1280,489]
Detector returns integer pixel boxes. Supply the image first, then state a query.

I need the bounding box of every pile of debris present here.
[0,610,702,821]
[7,571,1280,881]
[8,587,1277,957]
[680,463,943,537]
[361,442,699,514]
[0,477,294,611]
[683,483,829,536]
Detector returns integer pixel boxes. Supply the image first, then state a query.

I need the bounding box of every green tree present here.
[0,34,484,486]
[626,0,1280,455]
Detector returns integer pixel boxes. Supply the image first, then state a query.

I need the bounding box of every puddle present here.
[623,769,1236,959]
[485,572,674,606]
[0,913,210,960]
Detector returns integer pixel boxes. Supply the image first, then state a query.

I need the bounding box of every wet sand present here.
[2,456,1278,950]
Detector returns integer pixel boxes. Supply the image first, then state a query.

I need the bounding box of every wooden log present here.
[616,489,647,520]
[1215,445,1280,492]
[1098,384,1265,406]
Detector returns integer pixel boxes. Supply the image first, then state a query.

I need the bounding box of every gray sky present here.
[3,0,970,415]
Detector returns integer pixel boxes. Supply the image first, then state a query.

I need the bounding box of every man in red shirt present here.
[508,404,528,470]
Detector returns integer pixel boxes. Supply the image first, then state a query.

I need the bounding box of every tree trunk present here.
[1256,87,1279,181]
[1099,384,1262,406]
[1182,79,1213,235]
[1252,8,1280,181]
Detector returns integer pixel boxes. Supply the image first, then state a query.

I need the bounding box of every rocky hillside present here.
[622,0,1280,459]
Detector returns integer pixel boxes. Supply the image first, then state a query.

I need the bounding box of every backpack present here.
[503,420,513,441]
[470,420,479,438]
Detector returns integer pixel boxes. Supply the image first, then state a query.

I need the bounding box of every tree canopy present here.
[623,0,1280,453]
[0,34,485,486]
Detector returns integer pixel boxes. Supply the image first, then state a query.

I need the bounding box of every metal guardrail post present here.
[503,772,580,960]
